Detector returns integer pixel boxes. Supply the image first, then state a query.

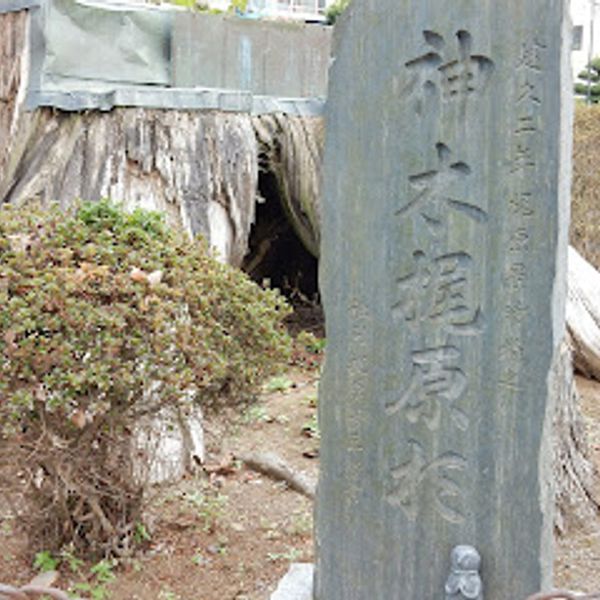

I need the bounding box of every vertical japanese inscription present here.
[344,299,371,513]
[318,4,565,597]
[498,36,546,394]
[386,28,494,525]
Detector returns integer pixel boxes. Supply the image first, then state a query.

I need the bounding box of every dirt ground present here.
[104,366,321,600]
[4,360,600,598]
[0,351,321,600]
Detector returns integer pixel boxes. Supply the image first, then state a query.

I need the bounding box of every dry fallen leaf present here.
[130,267,148,283]
[3,329,17,354]
[302,449,319,459]
[204,453,236,476]
[147,270,163,287]
[69,409,87,429]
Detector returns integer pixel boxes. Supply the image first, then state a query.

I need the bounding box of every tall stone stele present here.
[316,1,572,599]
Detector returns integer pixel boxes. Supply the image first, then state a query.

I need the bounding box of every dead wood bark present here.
[552,343,600,535]
[0,10,28,184]
[0,11,324,270]
[567,246,600,381]
[0,104,259,267]
[237,451,316,499]
[253,113,323,258]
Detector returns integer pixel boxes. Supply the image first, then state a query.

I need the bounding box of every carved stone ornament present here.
[444,545,483,600]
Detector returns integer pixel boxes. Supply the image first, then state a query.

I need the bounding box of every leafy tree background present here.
[575,57,600,104]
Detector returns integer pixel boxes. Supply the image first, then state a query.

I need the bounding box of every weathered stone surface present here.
[316,1,572,599]
[270,563,314,600]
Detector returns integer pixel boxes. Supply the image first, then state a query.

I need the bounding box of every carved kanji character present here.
[517,38,546,72]
[392,249,483,335]
[397,143,487,228]
[502,262,527,293]
[499,335,524,363]
[508,191,534,217]
[515,114,537,135]
[508,228,530,253]
[385,343,469,431]
[404,30,494,114]
[504,299,528,323]
[498,365,521,393]
[439,31,494,98]
[516,38,546,105]
[387,440,467,524]
[510,142,536,173]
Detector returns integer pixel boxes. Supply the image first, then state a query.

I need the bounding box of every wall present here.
[7,0,331,115]
[172,12,331,98]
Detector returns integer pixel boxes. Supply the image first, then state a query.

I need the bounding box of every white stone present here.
[270,563,314,600]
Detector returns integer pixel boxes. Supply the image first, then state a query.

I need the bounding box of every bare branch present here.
[0,581,77,600]
[237,451,316,499]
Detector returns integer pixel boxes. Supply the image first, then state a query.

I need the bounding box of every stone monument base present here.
[270,563,314,600]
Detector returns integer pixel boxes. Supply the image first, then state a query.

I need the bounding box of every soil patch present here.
[0,367,320,600]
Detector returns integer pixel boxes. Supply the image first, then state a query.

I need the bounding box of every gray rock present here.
[315,0,572,598]
[270,563,314,600]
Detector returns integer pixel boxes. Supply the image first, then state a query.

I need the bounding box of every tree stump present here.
[0,10,323,270]
[567,246,600,381]
[553,343,600,535]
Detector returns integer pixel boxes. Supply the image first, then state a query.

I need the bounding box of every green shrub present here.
[167,0,199,10]
[0,200,291,556]
[325,0,351,24]
[228,0,248,14]
[575,57,600,104]
[165,0,245,14]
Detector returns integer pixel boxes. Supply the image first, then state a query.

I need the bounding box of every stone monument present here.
[315,0,572,598]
